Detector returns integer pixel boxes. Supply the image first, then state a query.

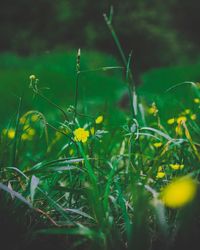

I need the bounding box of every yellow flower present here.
[190,114,197,120]
[19,116,26,124]
[148,103,158,116]
[170,163,184,170]
[55,131,62,139]
[90,127,95,135]
[21,133,29,141]
[7,128,15,139]
[73,128,89,143]
[194,98,200,104]
[95,115,103,124]
[177,116,187,124]
[156,172,165,179]
[153,142,162,148]
[158,166,163,172]
[184,109,191,114]
[69,149,74,156]
[23,124,30,131]
[31,114,39,122]
[161,177,197,208]
[167,118,175,125]
[175,125,183,136]
[29,75,36,80]
[27,128,36,136]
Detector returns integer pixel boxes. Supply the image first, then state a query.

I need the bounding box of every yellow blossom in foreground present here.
[167,118,175,125]
[156,172,165,179]
[194,98,200,104]
[190,114,197,120]
[95,115,103,124]
[74,128,89,143]
[153,142,162,148]
[170,163,184,170]
[161,177,197,208]
[177,116,187,124]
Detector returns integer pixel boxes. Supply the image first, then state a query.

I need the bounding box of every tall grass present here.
[1,9,200,250]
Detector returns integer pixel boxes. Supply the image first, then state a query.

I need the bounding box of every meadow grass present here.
[1,13,200,250]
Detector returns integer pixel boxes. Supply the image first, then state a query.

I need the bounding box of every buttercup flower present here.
[19,116,26,124]
[190,114,197,120]
[3,128,16,139]
[175,125,183,136]
[161,177,197,208]
[156,171,165,179]
[90,127,95,135]
[148,103,158,116]
[69,149,74,156]
[95,115,103,124]
[74,128,89,143]
[170,163,184,170]
[153,142,162,148]
[31,114,39,122]
[177,116,187,124]
[167,118,175,125]
[194,98,200,104]
[21,133,29,141]
[184,109,191,114]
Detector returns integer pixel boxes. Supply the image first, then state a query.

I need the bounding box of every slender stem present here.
[74,71,80,119]
[103,14,127,66]
[32,89,69,121]
[103,12,136,118]
[73,49,81,120]
[12,97,22,167]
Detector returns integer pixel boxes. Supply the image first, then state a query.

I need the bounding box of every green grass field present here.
[1,50,200,250]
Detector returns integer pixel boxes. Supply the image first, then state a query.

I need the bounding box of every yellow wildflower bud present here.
[27,128,36,136]
[167,118,175,125]
[7,129,15,139]
[29,75,36,80]
[69,149,74,156]
[21,133,29,141]
[194,98,200,104]
[156,172,165,179]
[148,103,158,116]
[90,127,95,135]
[31,114,39,122]
[184,109,191,114]
[161,177,197,208]
[23,124,29,131]
[175,125,183,136]
[19,116,26,124]
[95,115,103,124]
[153,142,162,148]
[190,114,197,120]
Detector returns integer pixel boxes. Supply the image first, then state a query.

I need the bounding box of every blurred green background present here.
[1,0,200,124]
